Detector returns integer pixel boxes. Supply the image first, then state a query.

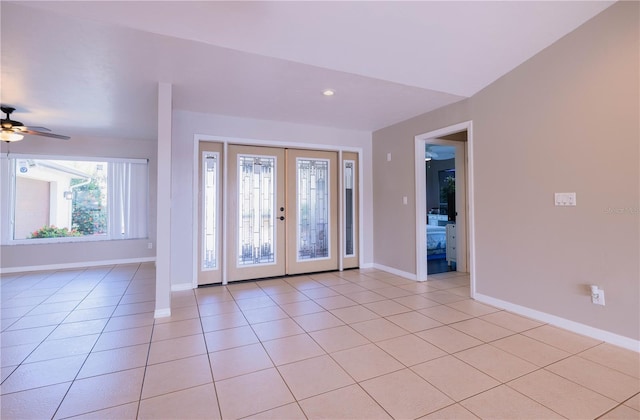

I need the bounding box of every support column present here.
[155,82,172,318]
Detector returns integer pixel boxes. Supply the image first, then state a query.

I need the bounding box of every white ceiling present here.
[1,1,614,140]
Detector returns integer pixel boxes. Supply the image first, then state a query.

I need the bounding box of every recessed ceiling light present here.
[322,89,335,96]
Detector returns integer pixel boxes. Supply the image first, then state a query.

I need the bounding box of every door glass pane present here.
[238,155,276,266]
[344,161,355,257]
[202,152,217,270]
[297,158,329,261]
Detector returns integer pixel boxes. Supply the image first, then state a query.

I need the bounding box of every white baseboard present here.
[475,293,640,353]
[372,263,418,281]
[171,283,194,292]
[359,262,375,269]
[0,257,156,274]
[154,308,171,318]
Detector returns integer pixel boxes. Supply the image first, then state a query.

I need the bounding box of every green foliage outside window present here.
[71,178,107,235]
[30,225,81,238]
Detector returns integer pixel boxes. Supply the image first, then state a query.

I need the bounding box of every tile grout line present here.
[51,263,144,419]
[43,266,137,418]
[593,391,640,419]
[195,286,225,420]
[240,282,313,419]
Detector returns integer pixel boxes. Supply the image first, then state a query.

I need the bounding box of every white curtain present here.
[107,161,148,239]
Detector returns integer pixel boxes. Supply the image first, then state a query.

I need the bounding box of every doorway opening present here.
[426,144,457,274]
[414,121,475,296]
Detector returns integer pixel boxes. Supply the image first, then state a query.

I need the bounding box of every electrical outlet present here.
[148,242,153,250]
[591,286,605,306]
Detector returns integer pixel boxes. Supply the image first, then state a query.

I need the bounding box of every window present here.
[237,154,276,266]
[1,155,148,244]
[202,152,218,270]
[344,160,355,257]
[297,158,330,261]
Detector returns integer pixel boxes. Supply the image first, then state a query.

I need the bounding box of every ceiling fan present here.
[1,106,70,142]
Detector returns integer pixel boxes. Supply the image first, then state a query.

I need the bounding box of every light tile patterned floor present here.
[1,263,639,419]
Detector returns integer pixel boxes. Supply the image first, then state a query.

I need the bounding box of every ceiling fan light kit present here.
[1,106,70,142]
[0,131,24,142]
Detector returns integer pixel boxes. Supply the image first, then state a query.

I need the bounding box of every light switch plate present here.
[555,192,576,206]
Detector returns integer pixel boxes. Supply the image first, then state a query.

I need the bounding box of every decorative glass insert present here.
[202,152,218,270]
[297,158,329,260]
[344,160,355,257]
[237,155,276,266]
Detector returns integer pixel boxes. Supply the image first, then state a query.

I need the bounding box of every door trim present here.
[192,135,364,288]
[414,121,476,298]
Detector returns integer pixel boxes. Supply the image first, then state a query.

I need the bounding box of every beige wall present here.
[0,135,157,270]
[373,100,470,273]
[373,2,639,340]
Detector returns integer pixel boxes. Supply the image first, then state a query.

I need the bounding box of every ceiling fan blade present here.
[1,119,23,129]
[22,126,51,132]
[22,129,70,140]
[1,106,70,140]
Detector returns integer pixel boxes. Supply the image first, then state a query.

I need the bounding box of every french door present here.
[226,145,338,282]
[226,145,287,281]
[198,142,354,285]
[285,148,338,276]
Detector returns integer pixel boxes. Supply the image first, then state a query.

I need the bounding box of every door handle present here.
[279,216,285,221]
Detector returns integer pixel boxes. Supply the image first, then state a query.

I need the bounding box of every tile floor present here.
[1,263,638,419]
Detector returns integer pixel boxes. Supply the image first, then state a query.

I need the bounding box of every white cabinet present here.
[446,223,456,267]
[428,214,448,226]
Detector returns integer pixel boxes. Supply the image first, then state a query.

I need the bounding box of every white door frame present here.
[414,121,476,297]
